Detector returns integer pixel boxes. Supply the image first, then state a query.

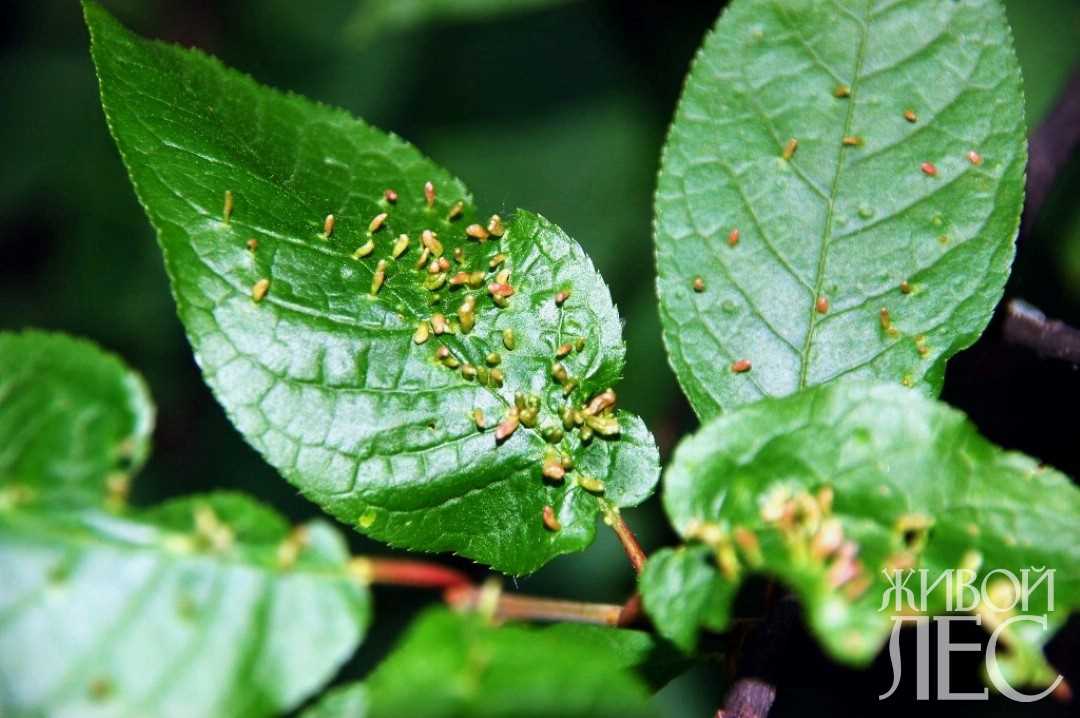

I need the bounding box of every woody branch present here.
[355,556,643,628]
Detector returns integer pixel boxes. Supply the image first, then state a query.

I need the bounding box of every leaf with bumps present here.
[85,3,659,575]
[640,381,1080,690]
[302,608,658,718]
[655,0,1026,418]
[0,331,154,507]
[0,332,371,718]
[0,494,372,718]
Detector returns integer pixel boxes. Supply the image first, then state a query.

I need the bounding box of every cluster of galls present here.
[541,447,605,495]
[493,384,621,441]
[490,386,621,508]
[561,388,619,442]
[231,181,627,537]
[434,345,506,389]
[758,484,869,599]
[549,335,585,395]
[683,483,870,602]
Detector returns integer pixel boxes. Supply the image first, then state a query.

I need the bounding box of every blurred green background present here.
[2,1,1077,715]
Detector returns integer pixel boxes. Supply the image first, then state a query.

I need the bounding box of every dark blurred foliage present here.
[0,1,1076,715]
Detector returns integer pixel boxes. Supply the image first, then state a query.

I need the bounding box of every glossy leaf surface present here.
[85,3,658,575]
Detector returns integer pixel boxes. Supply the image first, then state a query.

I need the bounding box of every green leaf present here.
[0,331,154,507]
[638,545,730,654]
[0,492,372,718]
[640,381,1079,688]
[655,0,1026,418]
[84,3,658,575]
[535,622,693,691]
[0,331,371,717]
[302,608,658,718]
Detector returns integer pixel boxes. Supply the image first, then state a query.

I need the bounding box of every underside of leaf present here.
[0,331,370,718]
[655,0,1026,418]
[0,494,371,718]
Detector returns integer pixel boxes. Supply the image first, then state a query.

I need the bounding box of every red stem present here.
[356,557,637,627]
[363,558,471,590]
[617,592,643,627]
[358,510,649,629]
[608,509,648,573]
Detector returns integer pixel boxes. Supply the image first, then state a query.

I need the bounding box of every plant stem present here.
[714,595,799,718]
[1003,299,1080,364]
[355,557,472,590]
[716,678,777,718]
[602,501,648,573]
[356,556,634,627]
[617,592,643,627]
[444,584,625,626]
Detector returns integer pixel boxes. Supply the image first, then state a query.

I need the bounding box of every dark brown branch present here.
[1003,299,1080,364]
[1023,65,1080,238]
[716,678,777,718]
[715,595,800,718]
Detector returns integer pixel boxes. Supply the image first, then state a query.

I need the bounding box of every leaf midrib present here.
[798,0,871,389]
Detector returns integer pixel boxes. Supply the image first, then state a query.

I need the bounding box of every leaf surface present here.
[0,331,154,506]
[639,381,1079,688]
[85,3,658,575]
[0,494,371,718]
[655,0,1026,417]
[302,608,658,718]
[0,331,371,717]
